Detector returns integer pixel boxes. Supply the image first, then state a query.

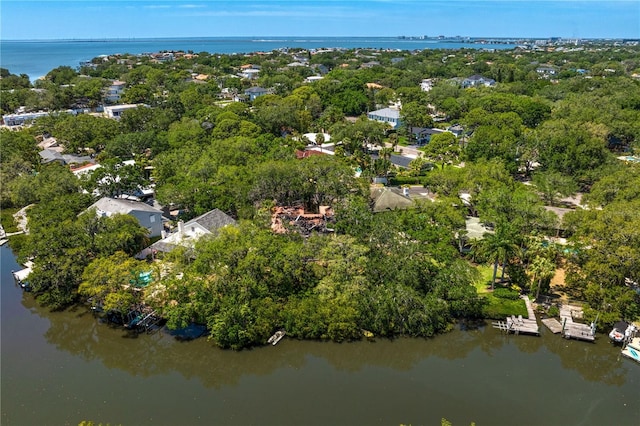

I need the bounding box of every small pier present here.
[124,305,162,333]
[560,305,595,342]
[523,295,536,319]
[541,304,595,341]
[561,319,596,342]
[0,223,25,240]
[12,261,34,291]
[541,318,563,334]
[492,296,539,336]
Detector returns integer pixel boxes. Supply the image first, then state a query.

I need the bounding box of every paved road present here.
[393,145,422,158]
[390,144,423,168]
[390,154,413,168]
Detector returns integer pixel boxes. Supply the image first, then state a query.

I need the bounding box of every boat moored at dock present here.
[609,321,637,344]
[621,337,640,364]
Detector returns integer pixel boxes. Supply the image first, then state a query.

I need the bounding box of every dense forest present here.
[2,43,639,348]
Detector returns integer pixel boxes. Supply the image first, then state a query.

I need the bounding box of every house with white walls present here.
[104,80,126,103]
[140,209,236,257]
[85,197,165,238]
[103,104,145,120]
[367,107,402,129]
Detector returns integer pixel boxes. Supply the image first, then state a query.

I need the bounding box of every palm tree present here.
[529,256,556,301]
[408,155,428,177]
[379,147,394,162]
[376,147,395,179]
[475,224,520,290]
[388,132,399,152]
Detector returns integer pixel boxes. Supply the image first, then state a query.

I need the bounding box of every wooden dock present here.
[561,318,595,342]
[560,305,584,321]
[541,318,563,333]
[523,295,536,319]
[540,305,595,341]
[492,296,539,336]
[559,305,595,342]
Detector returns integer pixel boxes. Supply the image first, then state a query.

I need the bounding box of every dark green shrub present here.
[389,176,428,186]
[492,287,520,300]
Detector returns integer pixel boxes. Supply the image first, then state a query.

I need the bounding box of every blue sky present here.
[1,1,638,40]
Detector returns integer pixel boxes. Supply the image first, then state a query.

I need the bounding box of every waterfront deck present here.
[492,295,539,335]
[541,317,563,333]
[124,305,162,333]
[540,305,595,341]
[523,295,536,319]
[559,304,595,342]
[562,320,596,342]
[12,261,34,290]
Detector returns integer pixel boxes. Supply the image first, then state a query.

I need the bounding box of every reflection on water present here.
[37,301,631,388]
[2,244,639,426]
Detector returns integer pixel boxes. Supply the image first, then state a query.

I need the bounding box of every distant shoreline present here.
[1,37,518,80]
[3,36,637,81]
[3,35,639,42]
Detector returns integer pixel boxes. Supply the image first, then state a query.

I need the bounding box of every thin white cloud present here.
[178,4,207,8]
[143,4,171,9]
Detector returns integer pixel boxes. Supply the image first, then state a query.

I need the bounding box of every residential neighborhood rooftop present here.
[88,197,164,216]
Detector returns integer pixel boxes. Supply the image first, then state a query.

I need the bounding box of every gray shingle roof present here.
[186,208,236,232]
[39,149,65,164]
[149,240,179,253]
[370,187,414,212]
[89,197,163,215]
[245,87,268,93]
[390,154,413,168]
[149,209,236,253]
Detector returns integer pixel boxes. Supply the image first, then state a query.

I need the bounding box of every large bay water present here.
[0,37,515,80]
[1,243,639,425]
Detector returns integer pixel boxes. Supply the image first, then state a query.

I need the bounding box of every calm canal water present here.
[2,243,639,425]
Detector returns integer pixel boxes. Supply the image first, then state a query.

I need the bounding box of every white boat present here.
[609,321,637,344]
[621,337,640,364]
[267,330,285,346]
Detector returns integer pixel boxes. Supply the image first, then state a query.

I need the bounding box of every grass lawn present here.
[397,136,410,146]
[473,263,528,319]
[473,264,494,295]
[482,296,528,319]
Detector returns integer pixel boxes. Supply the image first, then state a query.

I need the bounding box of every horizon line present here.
[3,35,638,43]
